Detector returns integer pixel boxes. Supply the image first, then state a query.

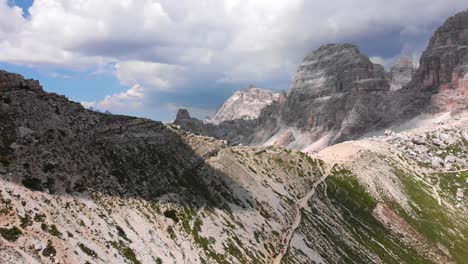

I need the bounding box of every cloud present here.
[1,0,468,119]
[115,60,185,91]
[97,84,145,110]
[80,101,96,109]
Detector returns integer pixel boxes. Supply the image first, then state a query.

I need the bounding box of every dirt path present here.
[272,163,334,264]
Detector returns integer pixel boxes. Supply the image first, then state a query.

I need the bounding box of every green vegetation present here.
[20,213,33,228]
[163,209,179,223]
[192,218,211,250]
[0,226,22,242]
[224,239,246,263]
[41,223,62,237]
[286,167,431,264]
[0,155,10,166]
[116,225,130,241]
[78,243,98,258]
[21,177,43,191]
[48,224,62,237]
[166,226,176,240]
[111,240,141,264]
[392,167,468,263]
[432,171,468,198]
[42,240,56,257]
[34,213,46,222]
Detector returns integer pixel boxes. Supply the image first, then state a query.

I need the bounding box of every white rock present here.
[445,155,457,163]
[34,243,42,251]
[209,87,280,124]
[431,156,444,169]
[432,138,444,146]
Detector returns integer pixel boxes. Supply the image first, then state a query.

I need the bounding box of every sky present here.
[1,1,468,121]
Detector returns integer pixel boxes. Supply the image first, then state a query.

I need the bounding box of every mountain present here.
[389,56,415,90]
[412,9,468,114]
[1,8,468,264]
[264,43,394,150]
[0,70,327,263]
[209,87,281,125]
[1,69,467,264]
[175,9,468,152]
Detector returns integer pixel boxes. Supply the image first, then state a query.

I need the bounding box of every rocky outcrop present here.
[389,56,415,90]
[414,10,468,92]
[175,108,191,121]
[412,9,468,114]
[210,87,280,125]
[254,43,397,150]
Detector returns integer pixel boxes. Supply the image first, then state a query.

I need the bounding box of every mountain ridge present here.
[175,9,468,151]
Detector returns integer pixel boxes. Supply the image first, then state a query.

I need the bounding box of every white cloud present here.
[115,60,185,91]
[1,0,468,117]
[80,101,96,109]
[98,84,145,110]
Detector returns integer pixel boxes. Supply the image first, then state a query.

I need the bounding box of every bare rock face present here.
[288,43,388,99]
[175,10,468,151]
[210,87,280,125]
[260,43,392,148]
[389,56,415,90]
[274,131,295,147]
[415,10,468,91]
[175,108,191,121]
[412,9,468,114]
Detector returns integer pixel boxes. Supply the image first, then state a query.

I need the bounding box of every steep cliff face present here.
[250,43,396,150]
[413,9,468,114]
[210,87,280,125]
[389,56,415,90]
[415,9,468,92]
[286,43,389,138]
[288,43,388,99]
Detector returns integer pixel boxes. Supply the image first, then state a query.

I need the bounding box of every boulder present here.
[445,155,457,163]
[431,156,444,169]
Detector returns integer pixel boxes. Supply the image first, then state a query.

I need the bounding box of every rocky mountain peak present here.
[290,43,387,100]
[389,56,415,90]
[415,9,468,92]
[209,87,280,125]
[175,108,191,122]
[304,43,361,60]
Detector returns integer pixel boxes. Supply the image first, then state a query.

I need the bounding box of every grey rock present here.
[411,137,425,145]
[274,131,295,147]
[175,10,468,152]
[445,155,457,163]
[389,56,415,90]
[431,156,444,169]
[432,138,444,146]
[209,87,280,125]
[175,109,191,121]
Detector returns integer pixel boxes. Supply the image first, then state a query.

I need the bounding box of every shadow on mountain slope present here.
[0,70,254,212]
